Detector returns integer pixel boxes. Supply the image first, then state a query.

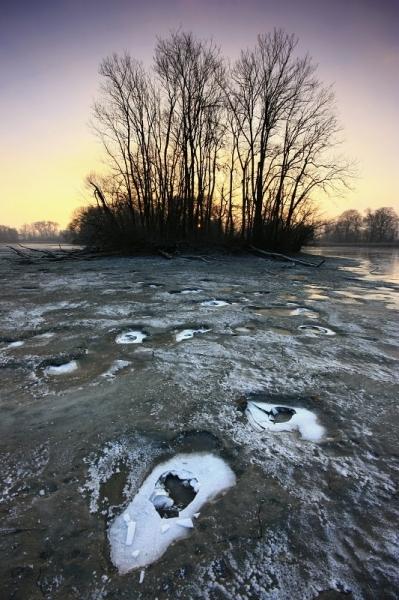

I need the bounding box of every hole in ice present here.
[109,453,236,573]
[175,328,210,342]
[143,283,164,289]
[44,360,78,376]
[201,299,230,307]
[169,288,203,295]
[115,331,147,344]
[245,400,325,442]
[298,324,335,336]
[289,307,318,318]
[151,471,198,518]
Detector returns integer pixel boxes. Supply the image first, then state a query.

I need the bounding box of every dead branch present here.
[249,245,325,267]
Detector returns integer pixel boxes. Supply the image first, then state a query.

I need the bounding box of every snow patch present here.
[298,324,336,336]
[115,331,147,344]
[246,401,325,442]
[201,300,230,307]
[109,453,236,573]
[101,360,131,380]
[175,328,210,342]
[44,360,78,376]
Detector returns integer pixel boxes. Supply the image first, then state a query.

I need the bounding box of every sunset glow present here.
[1,0,398,228]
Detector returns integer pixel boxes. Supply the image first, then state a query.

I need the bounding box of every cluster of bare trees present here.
[74,30,349,250]
[322,207,399,244]
[0,225,18,243]
[19,221,60,242]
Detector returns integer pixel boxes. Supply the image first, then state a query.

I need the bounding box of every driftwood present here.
[249,245,325,268]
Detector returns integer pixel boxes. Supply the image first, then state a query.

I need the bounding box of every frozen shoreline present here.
[0,249,398,599]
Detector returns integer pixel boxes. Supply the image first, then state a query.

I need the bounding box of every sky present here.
[0,0,398,229]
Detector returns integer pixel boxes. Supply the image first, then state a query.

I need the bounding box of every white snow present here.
[44,360,78,376]
[175,328,210,342]
[201,300,230,307]
[289,307,318,318]
[246,401,325,442]
[101,360,131,379]
[115,331,147,344]
[298,324,335,336]
[109,453,236,573]
[7,341,25,348]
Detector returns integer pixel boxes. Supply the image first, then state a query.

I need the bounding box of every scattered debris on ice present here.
[101,360,131,380]
[44,360,78,376]
[115,331,147,344]
[245,401,325,442]
[109,453,236,573]
[298,324,335,336]
[201,300,230,307]
[175,328,210,343]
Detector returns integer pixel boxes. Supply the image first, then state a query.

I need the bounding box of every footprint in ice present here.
[298,324,335,336]
[44,360,78,376]
[201,300,230,307]
[115,331,147,344]
[245,401,325,442]
[108,453,236,573]
[169,288,203,295]
[175,328,210,342]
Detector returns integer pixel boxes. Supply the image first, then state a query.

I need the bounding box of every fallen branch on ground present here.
[249,245,325,267]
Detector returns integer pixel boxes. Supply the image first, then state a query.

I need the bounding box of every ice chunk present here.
[132,550,140,558]
[115,331,147,344]
[126,521,136,545]
[44,360,78,376]
[139,570,145,584]
[109,453,236,573]
[246,401,325,442]
[176,518,194,529]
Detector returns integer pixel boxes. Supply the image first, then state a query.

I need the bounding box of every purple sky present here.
[1,0,398,227]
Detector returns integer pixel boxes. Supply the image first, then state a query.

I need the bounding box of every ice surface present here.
[175,328,210,342]
[246,401,325,442]
[115,331,147,344]
[109,453,236,573]
[44,360,78,376]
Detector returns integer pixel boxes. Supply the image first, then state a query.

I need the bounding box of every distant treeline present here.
[0,221,64,243]
[67,29,350,252]
[319,207,399,245]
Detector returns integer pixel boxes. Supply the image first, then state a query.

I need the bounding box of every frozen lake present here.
[0,245,398,599]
